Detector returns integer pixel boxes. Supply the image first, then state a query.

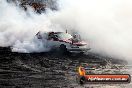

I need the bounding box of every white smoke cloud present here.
[0,0,62,53]
[0,0,132,62]
[48,0,132,62]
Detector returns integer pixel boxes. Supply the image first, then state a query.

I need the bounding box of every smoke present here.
[0,0,132,62]
[0,0,62,53]
[50,0,132,62]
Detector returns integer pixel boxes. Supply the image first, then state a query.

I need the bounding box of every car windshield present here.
[56,33,73,40]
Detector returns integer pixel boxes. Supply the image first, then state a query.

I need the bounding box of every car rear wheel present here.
[79,52,84,55]
[59,44,67,55]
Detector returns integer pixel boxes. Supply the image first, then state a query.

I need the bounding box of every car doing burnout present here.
[36,31,90,54]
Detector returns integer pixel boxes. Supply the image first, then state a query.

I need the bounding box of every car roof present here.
[49,32,71,35]
[53,32,63,34]
[48,32,63,34]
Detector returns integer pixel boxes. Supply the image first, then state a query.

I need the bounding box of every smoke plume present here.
[52,0,132,62]
[0,0,132,62]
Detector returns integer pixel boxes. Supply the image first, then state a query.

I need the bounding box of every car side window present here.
[53,35,58,40]
[48,33,54,40]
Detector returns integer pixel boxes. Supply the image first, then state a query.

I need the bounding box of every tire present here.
[59,44,67,55]
[79,52,84,55]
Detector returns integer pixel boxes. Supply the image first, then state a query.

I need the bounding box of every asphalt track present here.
[0,47,131,88]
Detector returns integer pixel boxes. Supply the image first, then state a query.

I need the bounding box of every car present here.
[35,31,90,54]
